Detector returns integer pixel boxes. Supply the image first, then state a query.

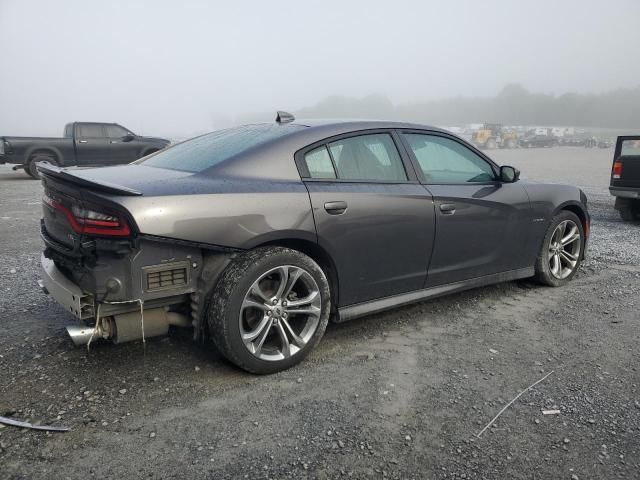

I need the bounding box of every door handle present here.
[109,140,119,144]
[439,203,456,214]
[78,140,88,144]
[324,201,348,215]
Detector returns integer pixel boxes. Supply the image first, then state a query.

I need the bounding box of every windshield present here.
[138,124,304,173]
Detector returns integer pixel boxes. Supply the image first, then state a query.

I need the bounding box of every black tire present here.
[616,198,640,222]
[619,207,637,222]
[534,211,585,287]
[207,246,331,374]
[26,155,56,179]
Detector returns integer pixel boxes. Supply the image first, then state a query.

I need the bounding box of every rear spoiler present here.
[37,163,142,196]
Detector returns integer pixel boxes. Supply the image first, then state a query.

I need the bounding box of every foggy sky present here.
[1,0,639,137]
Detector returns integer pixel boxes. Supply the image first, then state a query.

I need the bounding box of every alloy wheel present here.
[239,265,322,361]
[548,220,581,279]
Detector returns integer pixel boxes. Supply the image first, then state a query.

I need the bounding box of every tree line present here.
[293,84,640,129]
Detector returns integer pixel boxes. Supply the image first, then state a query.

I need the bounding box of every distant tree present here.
[288,85,640,128]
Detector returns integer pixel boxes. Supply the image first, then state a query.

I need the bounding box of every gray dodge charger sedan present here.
[38,114,589,373]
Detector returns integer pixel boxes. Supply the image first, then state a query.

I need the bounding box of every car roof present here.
[244,119,452,153]
[210,119,460,181]
[291,118,448,134]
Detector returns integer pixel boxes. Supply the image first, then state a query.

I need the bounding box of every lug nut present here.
[267,311,272,316]
[282,300,287,307]
[272,299,278,305]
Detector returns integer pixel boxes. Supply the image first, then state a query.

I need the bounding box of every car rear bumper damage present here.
[39,253,193,346]
[38,232,208,346]
[39,254,94,319]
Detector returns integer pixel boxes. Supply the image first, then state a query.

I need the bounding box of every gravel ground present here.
[0,147,638,479]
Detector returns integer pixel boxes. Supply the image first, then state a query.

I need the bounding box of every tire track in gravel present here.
[355,266,626,456]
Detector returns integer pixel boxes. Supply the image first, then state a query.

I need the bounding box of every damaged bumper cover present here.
[39,254,94,319]
[39,254,192,345]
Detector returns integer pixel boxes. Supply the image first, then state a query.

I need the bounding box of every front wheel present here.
[207,247,331,374]
[534,211,584,287]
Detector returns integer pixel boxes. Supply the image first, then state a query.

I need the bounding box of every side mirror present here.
[500,165,520,183]
[122,133,135,142]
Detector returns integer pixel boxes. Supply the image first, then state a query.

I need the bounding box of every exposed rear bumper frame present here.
[39,254,94,319]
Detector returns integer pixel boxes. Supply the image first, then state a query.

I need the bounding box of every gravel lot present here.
[1,147,639,479]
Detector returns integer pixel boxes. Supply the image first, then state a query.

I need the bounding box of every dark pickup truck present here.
[519,135,558,148]
[610,136,640,221]
[0,122,170,178]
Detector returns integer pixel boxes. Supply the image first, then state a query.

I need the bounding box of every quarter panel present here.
[118,182,316,249]
[5,138,75,165]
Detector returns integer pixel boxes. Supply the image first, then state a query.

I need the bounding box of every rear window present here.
[621,139,640,155]
[139,124,304,173]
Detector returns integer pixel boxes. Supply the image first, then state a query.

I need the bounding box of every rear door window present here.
[304,146,336,179]
[327,133,407,182]
[77,124,105,138]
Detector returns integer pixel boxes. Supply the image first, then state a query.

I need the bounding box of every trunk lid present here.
[39,163,209,250]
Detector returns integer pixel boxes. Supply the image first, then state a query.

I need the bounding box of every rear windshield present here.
[621,139,640,155]
[138,124,304,173]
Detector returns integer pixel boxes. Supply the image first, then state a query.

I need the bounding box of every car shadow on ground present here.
[45,277,550,382]
[0,173,36,181]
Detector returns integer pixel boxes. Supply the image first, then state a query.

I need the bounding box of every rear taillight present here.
[43,194,131,237]
[585,217,590,239]
[612,161,623,179]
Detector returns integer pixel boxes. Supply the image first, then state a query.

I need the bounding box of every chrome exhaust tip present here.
[66,325,97,346]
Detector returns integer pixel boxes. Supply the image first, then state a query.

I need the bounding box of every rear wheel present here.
[534,211,584,287]
[26,155,57,179]
[207,246,331,374]
[619,206,639,221]
[616,198,640,221]
[485,138,497,149]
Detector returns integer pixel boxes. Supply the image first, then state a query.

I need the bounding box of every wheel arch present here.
[554,200,589,237]
[255,238,340,313]
[27,147,62,164]
[553,200,590,260]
